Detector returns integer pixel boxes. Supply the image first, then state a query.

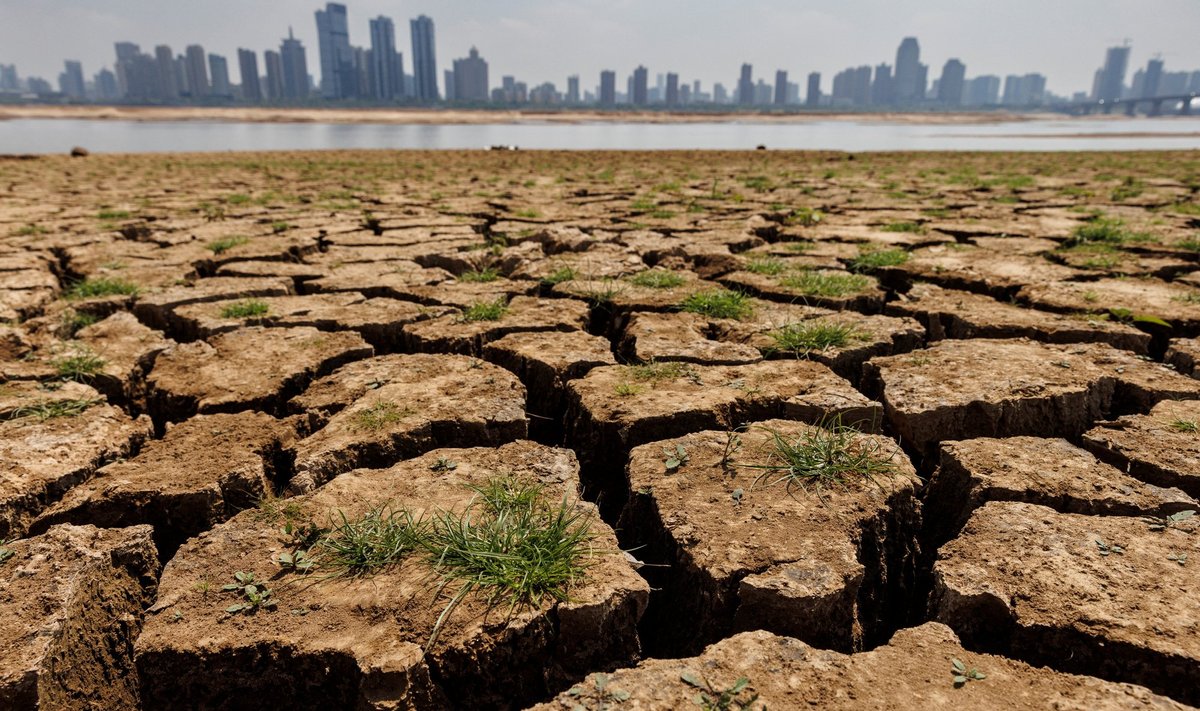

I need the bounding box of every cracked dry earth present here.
[0,149,1199,710]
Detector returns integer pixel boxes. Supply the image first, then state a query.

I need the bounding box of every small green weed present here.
[97,209,131,220]
[849,248,908,272]
[680,672,759,710]
[740,418,895,501]
[8,398,102,421]
[744,256,787,275]
[1168,419,1199,433]
[459,298,508,322]
[628,270,686,289]
[766,321,867,355]
[222,571,276,614]
[207,235,249,255]
[566,673,631,708]
[680,289,753,320]
[53,349,106,382]
[1096,538,1124,556]
[1142,509,1195,532]
[663,444,688,473]
[881,221,924,234]
[65,277,139,300]
[779,271,871,297]
[219,299,269,319]
[351,401,412,431]
[541,266,578,286]
[951,658,986,687]
[317,504,426,577]
[460,267,501,283]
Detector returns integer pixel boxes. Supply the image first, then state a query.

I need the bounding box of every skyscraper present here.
[184,45,209,98]
[773,70,789,105]
[631,65,648,105]
[280,29,309,100]
[665,72,679,107]
[937,59,965,106]
[599,70,616,106]
[316,3,354,99]
[452,48,489,102]
[264,50,284,100]
[154,45,179,99]
[238,49,262,101]
[566,75,580,104]
[871,64,893,105]
[368,16,404,101]
[1094,45,1130,102]
[806,72,821,107]
[410,15,439,102]
[209,54,232,97]
[1142,58,1164,98]
[94,68,119,100]
[737,64,753,105]
[894,37,924,104]
[964,75,1000,106]
[59,61,85,99]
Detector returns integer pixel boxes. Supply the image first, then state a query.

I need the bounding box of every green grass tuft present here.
[65,277,139,300]
[459,267,501,283]
[53,349,106,381]
[219,299,269,319]
[680,289,753,320]
[880,221,924,233]
[1066,217,1153,247]
[1169,418,1199,433]
[351,401,412,431]
[207,236,249,255]
[628,270,686,289]
[766,321,868,355]
[740,419,896,500]
[541,266,578,286]
[849,248,909,273]
[778,270,871,297]
[459,298,509,322]
[317,504,426,577]
[7,398,103,421]
[744,257,787,275]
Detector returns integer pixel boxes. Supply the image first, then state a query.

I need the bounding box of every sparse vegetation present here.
[222,571,277,615]
[1065,216,1152,247]
[316,504,426,577]
[766,321,867,355]
[849,247,908,272]
[219,299,269,319]
[663,443,688,473]
[207,235,249,254]
[459,297,509,322]
[681,672,759,710]
[53,349,106,381]
[628,269,686,289]
[680,289,753,320]
[459,267,501,283]
[880,221,924,233]
[541,265,578,286]
[951,658,986,687]
[1168,418,1199,433]
[779,270,871,297]
[350,401,412,431]
[7,398,103,421]
[744,256,787,275]
[65,277,139,300]
[1142,509,1195,532]
[741,419,896,500]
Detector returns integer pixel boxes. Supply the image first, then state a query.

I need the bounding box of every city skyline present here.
[3,0,1200,101]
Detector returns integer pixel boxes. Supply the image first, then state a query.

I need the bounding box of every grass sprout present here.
[740,418,896,501]
[628,269,686,289]
[65,277,139,300]
[778,270,871,298]
[459,298,508,322]
[766,321,868,355]
[680,289,753,320]
[219,299,269,319]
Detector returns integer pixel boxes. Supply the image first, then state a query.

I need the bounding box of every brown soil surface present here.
[3,149,1200,708]
[932,501,1200,703]
[135,443,647,710]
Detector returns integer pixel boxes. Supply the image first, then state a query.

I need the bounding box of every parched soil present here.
[2,149,1199,709]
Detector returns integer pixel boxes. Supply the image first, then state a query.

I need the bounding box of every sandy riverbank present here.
[0,103,1052,125]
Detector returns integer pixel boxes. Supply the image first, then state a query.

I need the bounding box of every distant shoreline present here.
[0,104,1072,126]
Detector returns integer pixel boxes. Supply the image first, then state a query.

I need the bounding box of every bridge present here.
[1054,93,1199,117]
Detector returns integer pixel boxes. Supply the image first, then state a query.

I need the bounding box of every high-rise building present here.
[208,54,231,97]
[1094,45,1130,102]
[1142,58,1164,98]
[894,37,924,104]
[410,15,439,102]
[566,75,580,104]
[238,49,262,101]
[264,50,284,100]
[153,46,178,99]
[774,70,788,105]
[1002,73,1047,106]
[964,75,1000,106]
[443,69,456,100]
[806,72,821,107]
[316,3,355,99]
[664,72,679,106]
[599,70,616,106]
[0,65,19,92]
[871,64,893,105]
[937,59,965,106]
[452,47,489,102]
[59,61,86,99]
[713,82,728,104]
[737,64,753,105]
[94,68,119,100]
[368,16,404,101]
[113,43,160,100]
[631,65,648,105]
[280,29,310,100]
[184,45,209,98]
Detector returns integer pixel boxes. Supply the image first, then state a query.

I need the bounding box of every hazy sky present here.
[3,0,1199,96]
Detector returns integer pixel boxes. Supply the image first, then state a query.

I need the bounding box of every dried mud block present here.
[286,354,527,492]
[530,623,1186,711]
[131,276,294,332]
[0,395,152,539]
[508,244,645,282]
[74,311,174,406]
[900,245,1091,299]
[303,261,452,298]
[170,292,451,349]
[565,361,880,511]
[719,268,886,312]
[147,326,372,423]
[619,420,920,655]
[551,271,708,315]
[1081,399,1200,498]
[864,339,1200,457]
[402,296,589,355]
[1018,277,1200,333]
[214,259,328,283]
[397,278,540,309]
[932,501,1200,705]
[1165,337,1200,377]
[925,436,1197,544]
[135,443,647,711]
[482,330,615,440]
[33,412,296,553]
[886,283,1150,354]
[0,380,99,419]
[618,312,763,365]
[0,524,159,710]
